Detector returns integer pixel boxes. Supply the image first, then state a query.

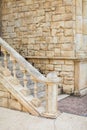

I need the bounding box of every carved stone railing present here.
[0,37,61,118]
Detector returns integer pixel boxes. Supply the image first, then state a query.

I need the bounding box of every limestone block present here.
[64,76,74,85]
[0,98,8,108]
[35,28,43,37]
[75,34,83,50]
[63,0,73,5]
[46,51,54,57]
[54,65,62,71]
[52,37,58,43]
[28,38,35,44]
[65,60,74,65]
[26,0,33,5]
[40,43,48,50]
[54,48,61,55]
[36,9,45,16]
[43,1,51,9]
[60,71,74,77]
[61,51,74,57]
[34,16,45,23]
[7,27,14,33]
[46,12,52,22]
[83,2,87,18]
[46,37,53,44]
[65,21,73,29]
[50,60,64,65]
[63,13,72,20]
[52,15,62,21]
[63,85,74,94]
[76,16,83,33]
[9,99,22,111]
[46,64,54,71]
[65,6,72,13]
[61,44,73,51]
[39,51,46,56]
[79,62,87,90]
[51,21,64,29]
[52,29,57,36]
[64,29,73,36]
[83,20,87,34]
[0,84,8,92]
[62,65,74,71]
[56,6,65,14]
[76,1,82,16]
[0,91,10,98]
[51,0,62,6]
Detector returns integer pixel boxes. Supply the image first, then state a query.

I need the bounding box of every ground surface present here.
[59,95,87,116]
[0,107,87,130]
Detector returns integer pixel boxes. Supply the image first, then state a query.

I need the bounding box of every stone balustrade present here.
[0,37,61,118]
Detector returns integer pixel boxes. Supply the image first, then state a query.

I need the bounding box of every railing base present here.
[20,89,30,96]
[41,111,61,119]
[31,98,41,107]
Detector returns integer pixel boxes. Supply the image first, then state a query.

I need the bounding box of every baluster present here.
[23,70,27,89]
[1,47,11,76]
[20,66,30,96]
[1,47,7,69]
[34,80,38,98]
[20,67,27,89]
[31,76,41,107]
[10,55,19,85]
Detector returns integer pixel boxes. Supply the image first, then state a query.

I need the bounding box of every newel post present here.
[42,72,61,118]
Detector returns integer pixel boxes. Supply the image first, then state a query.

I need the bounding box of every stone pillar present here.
[75,0,83,52]
[42,72,61,118]
[83,0,87,49]
[74,61,80,95]
[74,60,87,96]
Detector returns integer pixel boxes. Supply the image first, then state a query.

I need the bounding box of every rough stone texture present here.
[1,0,75,57]
[0,82,28,112]
[28,58,74,93]
[1,0,87,95]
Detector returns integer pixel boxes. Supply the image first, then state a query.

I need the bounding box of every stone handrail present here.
[0,37,61,84]
[0,37,61,118]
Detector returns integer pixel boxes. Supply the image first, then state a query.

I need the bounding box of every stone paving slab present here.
[0,107,54,130]
[55,113,87,130]
[0,107,87,130]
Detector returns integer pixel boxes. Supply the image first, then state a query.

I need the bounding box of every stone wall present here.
[28,58,74,93]
[1,0,87,95]
[0,82,28,112]
[1,0,75,57]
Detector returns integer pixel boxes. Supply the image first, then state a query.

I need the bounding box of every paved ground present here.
[59,95,87,116]
[0,107,87,130]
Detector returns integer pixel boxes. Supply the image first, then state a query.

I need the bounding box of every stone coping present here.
[25,56,87,61]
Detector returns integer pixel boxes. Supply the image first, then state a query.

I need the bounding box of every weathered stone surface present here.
[1,0,87,96]
[0,91,10,98]
[9,99,22,111]
[0,98,8,108]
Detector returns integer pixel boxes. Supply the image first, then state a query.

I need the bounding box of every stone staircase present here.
[0,37,61,118]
